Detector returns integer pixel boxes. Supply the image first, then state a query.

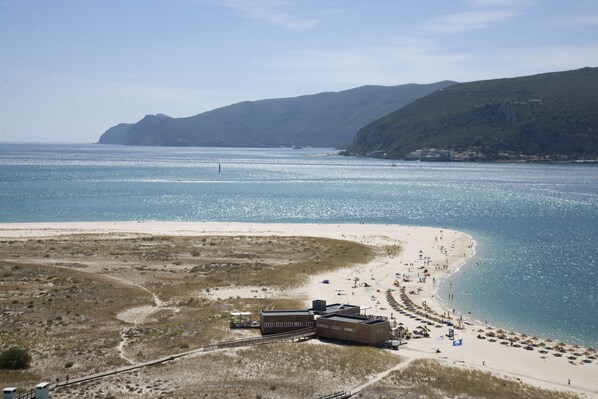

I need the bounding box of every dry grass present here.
[0,234,374,392]
[58,342,401,398]
[1,234,374,297]
[0,261,146,387]
[119,297,305,363]
[358,359,582,399]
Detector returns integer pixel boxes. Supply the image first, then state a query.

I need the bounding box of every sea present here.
[1,143,597,347]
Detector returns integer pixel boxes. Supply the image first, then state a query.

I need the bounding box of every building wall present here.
[316,317,390,345]
[260,311,315,335]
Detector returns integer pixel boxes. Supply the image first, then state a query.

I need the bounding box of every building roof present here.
[318,314,387,325]
[310,303,359,315]
[261,310,313,317]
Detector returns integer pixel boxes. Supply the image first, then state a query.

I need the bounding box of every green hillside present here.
[345,67,598,160]
[98,82,455,149]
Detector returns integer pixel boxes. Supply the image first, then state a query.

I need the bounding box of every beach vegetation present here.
[0,347,31,370]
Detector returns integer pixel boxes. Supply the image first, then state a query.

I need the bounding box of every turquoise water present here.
[1,143,597,346]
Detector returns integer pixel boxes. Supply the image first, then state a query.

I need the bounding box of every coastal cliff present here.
[97,82,455,149]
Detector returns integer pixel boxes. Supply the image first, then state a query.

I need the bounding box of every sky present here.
[1,0,598,143]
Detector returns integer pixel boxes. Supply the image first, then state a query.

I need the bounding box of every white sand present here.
[1,221,596,398]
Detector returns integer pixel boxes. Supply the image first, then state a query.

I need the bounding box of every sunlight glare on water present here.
[1,143,597,346]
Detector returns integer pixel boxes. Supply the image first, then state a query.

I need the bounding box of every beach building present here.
[2,383,50,399]
[316,314,391,345]
[260,300,360,335]
[260,310,315,335]
[260,300,391,345]
[2,388,16,399]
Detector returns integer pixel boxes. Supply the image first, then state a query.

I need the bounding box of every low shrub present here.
[0,347,32,370]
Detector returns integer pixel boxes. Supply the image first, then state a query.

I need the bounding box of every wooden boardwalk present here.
[50,328,316,392]
[316,391,352,399]
[15,327,400,398]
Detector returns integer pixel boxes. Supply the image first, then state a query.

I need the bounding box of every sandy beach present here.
[1,221,596,398]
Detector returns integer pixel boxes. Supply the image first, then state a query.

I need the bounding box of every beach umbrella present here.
[544,338,553,343]
[587,347,596,353]
[508,331,516,336]
[477,329,485,333]
[520,333,528,338]
[538,342,546,347]
[511,336,520,342]
[497,329,505,334]
[567,347,576,353]
[558,342,567,347]
[531,336,539,341]
[573,344,580,349]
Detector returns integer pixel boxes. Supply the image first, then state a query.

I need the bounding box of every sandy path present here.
[350,358,415,394]
[116,329,136,365]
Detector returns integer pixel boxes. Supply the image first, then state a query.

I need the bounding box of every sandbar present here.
[0,221,595,398]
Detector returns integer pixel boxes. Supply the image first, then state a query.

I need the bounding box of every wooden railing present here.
[315,391,352,399]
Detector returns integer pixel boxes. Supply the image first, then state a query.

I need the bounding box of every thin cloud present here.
[260,38,472,87]
[421,9,520,34]
[576,15,598,25]
[421,0,531,34]
[468,0,534,6]
[221,0,319,31]
[86,82,196,104]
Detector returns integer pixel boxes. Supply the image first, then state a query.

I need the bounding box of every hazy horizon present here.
[2,0,598,143]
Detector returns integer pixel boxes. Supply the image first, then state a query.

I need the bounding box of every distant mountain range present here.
[98,81,456,149]
[344,67,598,161]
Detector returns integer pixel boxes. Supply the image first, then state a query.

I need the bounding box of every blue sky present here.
[1,0,598,143]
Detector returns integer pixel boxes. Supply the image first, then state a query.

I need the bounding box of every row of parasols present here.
[480,328,596,363]
[386,288,454,329]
